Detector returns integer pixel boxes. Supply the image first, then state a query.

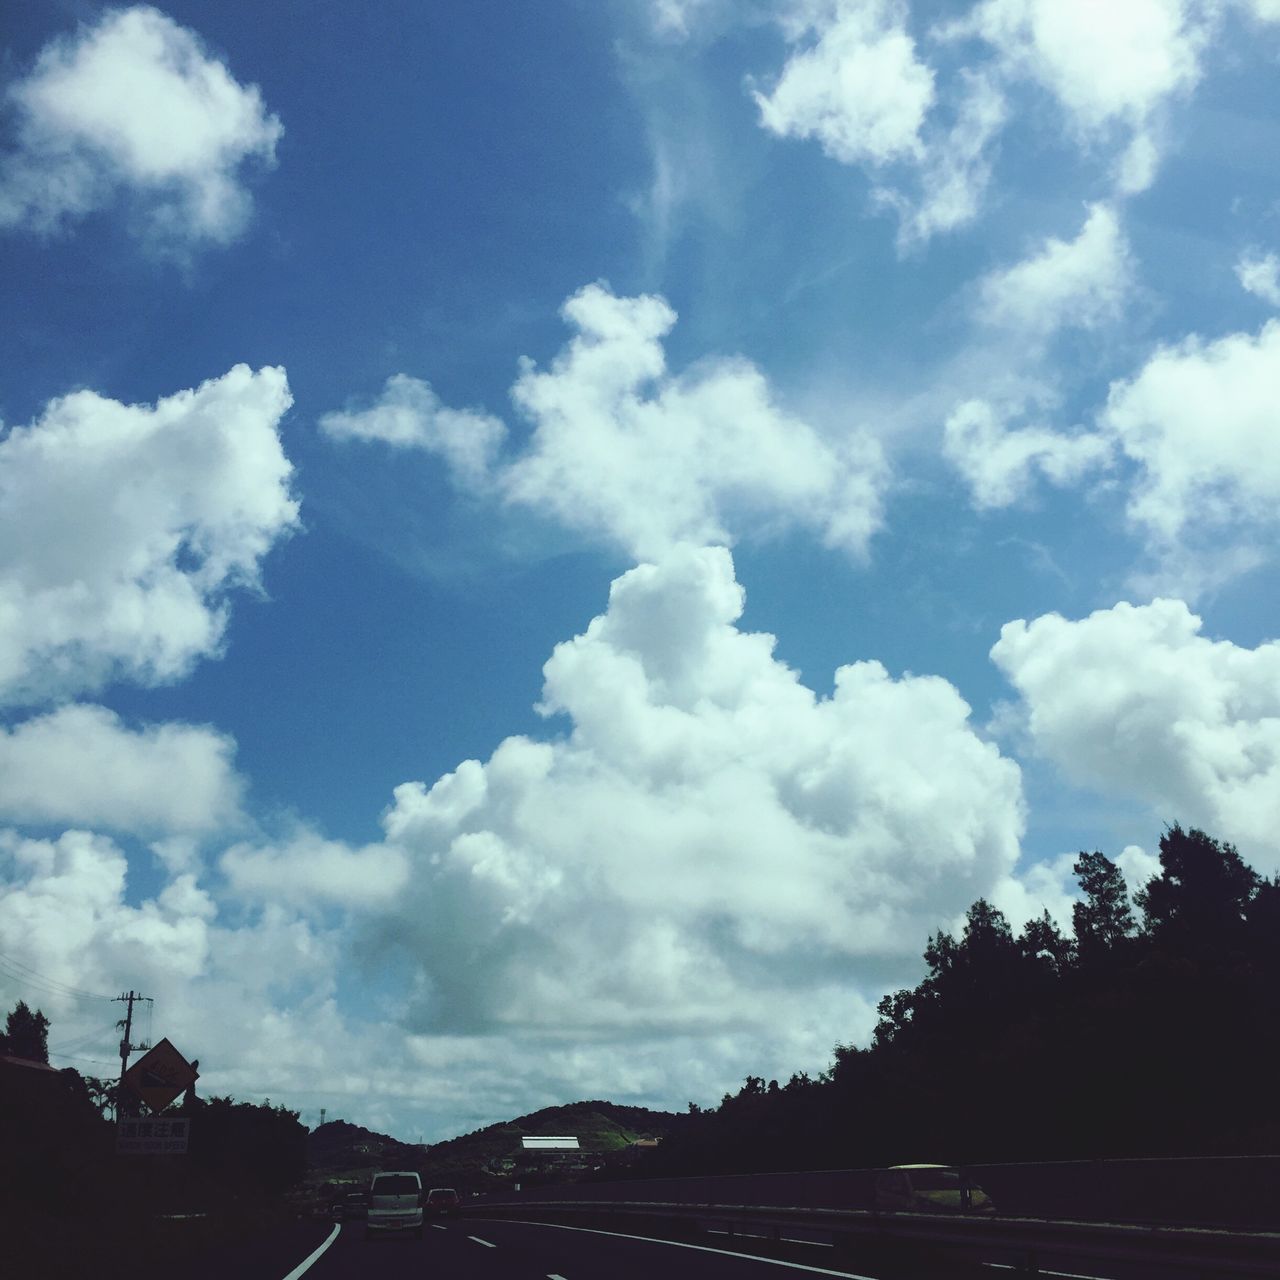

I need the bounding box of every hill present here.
[308,1100,678,1193]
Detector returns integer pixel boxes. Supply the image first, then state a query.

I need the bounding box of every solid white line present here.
[468,1234,497,1247]
[484,1218,878,1278]
[280,1223,341,1280]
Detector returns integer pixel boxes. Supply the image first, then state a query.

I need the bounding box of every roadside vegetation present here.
[631,825,1280,1177]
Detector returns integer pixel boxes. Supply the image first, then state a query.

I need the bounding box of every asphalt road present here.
[301,1216,906,1280]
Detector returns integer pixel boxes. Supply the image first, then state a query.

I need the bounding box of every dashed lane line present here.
[984,1265,1107,1280]
[482,1219,878,1278]
[432,1224,448,1231]
[468,1235,498,1247]
[280,1223,341,1280]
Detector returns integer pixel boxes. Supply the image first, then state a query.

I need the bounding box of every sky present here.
[2,0,1280,1142]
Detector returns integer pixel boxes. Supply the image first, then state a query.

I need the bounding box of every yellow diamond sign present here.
[122,1038,198,1115]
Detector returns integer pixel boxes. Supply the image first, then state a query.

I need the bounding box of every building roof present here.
[0,1052,60,1074]
[521,1135,580,1150]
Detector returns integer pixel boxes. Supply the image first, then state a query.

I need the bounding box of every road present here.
[302,1217,900,1280]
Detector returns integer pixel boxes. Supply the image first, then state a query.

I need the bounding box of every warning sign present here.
[122,1038,198,1115]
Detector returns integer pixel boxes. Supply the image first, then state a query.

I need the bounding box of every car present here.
[425,1186,461,1217]
[873,1164,996,1215]
[365,1170,424,1239]
[331,1190,368,1221]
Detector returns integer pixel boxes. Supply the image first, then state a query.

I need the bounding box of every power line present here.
[0,949,115,1002]
[48,1051,118,1068]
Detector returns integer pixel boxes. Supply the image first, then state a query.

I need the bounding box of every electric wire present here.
[0,949,115,1002]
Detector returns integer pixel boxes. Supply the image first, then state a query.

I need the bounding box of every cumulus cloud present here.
[992,598,1280,870]
[877,68,1006,247]
[0,6,281,247]
[749,2,1004,245]
[1101,320,1280,558]
[753,1,935,166]
[1236,250,1280,306]
[369,544,1024,1040]
[0,829,215,992]
[0,363,297,706]
[0,704,241,834]
[330,283,887,560]
[954,0,1206,192]
[319,374,507,487]
[943,399,1110,509]
[221,830,410,910]
[979,203,1132,336]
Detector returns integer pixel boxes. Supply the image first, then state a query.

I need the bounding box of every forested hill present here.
[417,1100,677,1182]
[310,1100,678,1184]
[631,825,1280,1180]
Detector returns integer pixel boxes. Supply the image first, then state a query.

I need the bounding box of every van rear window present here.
[371,1175,418,1195]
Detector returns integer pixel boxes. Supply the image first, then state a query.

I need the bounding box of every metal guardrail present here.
[467,1197,1280,1276]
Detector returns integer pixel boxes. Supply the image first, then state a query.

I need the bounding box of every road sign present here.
[116,1116,190,1155]
[122,1037,198,1114]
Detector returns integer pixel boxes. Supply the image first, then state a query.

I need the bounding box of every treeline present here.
[635,825,1280,1177]
[0,1003,309,1276]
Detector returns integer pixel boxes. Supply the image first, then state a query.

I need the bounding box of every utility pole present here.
[113,990,150,1118]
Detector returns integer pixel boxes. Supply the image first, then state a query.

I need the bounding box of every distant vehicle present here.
[874,1164,996,1215]
[331,1191,368,1221]
[426,1186,461,1217]
[366,1171,424,1239]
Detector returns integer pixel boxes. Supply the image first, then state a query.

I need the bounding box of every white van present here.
[365,1170,423,1239]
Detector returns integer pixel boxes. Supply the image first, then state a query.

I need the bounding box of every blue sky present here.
[3,1,1280,1141]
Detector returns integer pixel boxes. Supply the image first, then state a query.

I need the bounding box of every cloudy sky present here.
[3,0,1280,1141]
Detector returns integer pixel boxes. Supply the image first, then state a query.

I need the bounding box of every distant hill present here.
[308,1100,679,1191]
[308,1118,419,1180]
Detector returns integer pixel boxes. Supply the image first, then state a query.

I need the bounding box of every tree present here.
[1072,851,1134,956]
[1136,825,1260,949]
[2,1000,51,1062]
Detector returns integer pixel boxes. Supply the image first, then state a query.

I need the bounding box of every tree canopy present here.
[636,824,1280,1177]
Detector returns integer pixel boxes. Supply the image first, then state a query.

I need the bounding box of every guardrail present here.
[467,1197,1280,1276]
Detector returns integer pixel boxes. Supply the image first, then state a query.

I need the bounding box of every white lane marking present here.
[482,1218,877,1278]
[280,1223,341,1280]
[984,1265,1108,1280]
[468,1235,497,1247]
[548,1275,569,1279]
[432,1223,448,1231]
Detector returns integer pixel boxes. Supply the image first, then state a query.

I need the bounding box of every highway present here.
[173,1212,1276,1280]
[297,1217,904,1280]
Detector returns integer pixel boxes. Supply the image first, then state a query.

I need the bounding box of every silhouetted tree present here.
[2,1000,50,1062]
[1072,850,1134,957]
[1136,825,1260,951]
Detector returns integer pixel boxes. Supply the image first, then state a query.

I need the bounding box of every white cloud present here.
[943,399,1110,509]
[1116,843,1161,896]
[992,598,1280,870]
[220,830,410,910]
[373,544,1025,1039]
[1102,320,1280,554]
[0,829,215,993]
[1236,250,1280,306]
[0,364,297,706]
[334,284,887,560]
[0,704,241,834]
[979,204,1132,336]
[0,7,281,247]
[501,283,887,558]
[877,67,1006,247]
[957,0,1206,191]
[753,1,935,166]
[319,374,507,487]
